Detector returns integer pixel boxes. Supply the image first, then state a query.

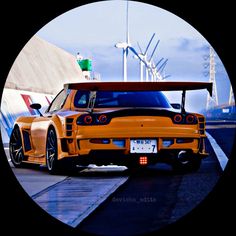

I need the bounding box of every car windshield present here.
[74,90,171,108]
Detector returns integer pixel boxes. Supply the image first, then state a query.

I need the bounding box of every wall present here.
[1,35,86,144]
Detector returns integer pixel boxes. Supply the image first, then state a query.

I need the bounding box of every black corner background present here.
[0,0,235,236]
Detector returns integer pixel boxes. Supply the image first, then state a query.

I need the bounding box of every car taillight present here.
[172,113,197,125]
[84,115,93,124]
[186,114,195,124]
[98,114,107,124]
[77,114,110,125]
[173,114,183,123]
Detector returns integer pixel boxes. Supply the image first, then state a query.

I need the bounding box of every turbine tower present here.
[115,1,148,81]
[206,46,218,110]
[115,1,130,82]
[229,86,235,105]
[147,40,160,81]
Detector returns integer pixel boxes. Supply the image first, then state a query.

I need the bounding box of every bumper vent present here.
[66,118,74,136]
[22,130,32,151]
[198,117,205,135]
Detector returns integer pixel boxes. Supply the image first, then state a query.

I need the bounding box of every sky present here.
[36,0,231,112]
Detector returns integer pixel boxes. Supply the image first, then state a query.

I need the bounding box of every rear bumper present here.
[77,136,204,155]
[74,149,206,166]
[60,135,207,161]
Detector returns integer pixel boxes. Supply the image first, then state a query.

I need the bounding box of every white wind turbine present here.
[146,39,160,81]
[115,1,148,81]
[137,34,170,81]
[155,58,170,80]
[152,58,165,81]
[136,33,156,82]
[148,58,164,81]
[147,55,170,81]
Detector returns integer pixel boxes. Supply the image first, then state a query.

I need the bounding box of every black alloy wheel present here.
[9,126,25,167]
[46,127,58,174]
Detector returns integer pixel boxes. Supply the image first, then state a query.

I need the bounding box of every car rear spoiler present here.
[65,81,213,113]
[65,81,212,94]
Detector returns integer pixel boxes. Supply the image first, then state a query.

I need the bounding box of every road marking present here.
[69,177,128,227]
[206,124,236,129]
[3,147,11,162]
[32,176,129,227]
[206,131,228,170]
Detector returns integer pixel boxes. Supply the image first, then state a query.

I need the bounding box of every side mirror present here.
[30,103,43,116]
[171,103,181,109]
[30,103,41,110]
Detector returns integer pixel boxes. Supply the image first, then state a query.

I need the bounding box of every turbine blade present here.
[158,59,168,73]
[149,40,160,61]
[144,33,155,55]
[159,65,166,74]
[155,58,164,68]
[163,74,171,79]
[137,42,143,54]
[128,46,148,67]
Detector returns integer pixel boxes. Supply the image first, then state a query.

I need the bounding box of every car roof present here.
[65,81,212,95]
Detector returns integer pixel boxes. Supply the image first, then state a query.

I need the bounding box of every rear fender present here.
[28,115,62,158]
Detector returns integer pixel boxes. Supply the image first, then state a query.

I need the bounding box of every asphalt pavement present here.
[77,139,222,235]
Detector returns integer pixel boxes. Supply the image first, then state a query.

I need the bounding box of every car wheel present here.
[9,126,25,167]
[172,151,201,173]
[46,127,59,174]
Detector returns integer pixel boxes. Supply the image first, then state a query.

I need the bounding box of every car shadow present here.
[67,163,175,177]
[12,162,176,177]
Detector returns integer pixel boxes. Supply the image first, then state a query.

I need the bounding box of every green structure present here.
[77,59,92,71]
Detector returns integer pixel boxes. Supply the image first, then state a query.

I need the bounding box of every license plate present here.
[130,139,157,153]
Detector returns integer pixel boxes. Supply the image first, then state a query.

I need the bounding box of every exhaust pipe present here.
[177,150,189,165]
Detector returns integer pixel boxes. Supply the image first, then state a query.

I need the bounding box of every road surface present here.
[2,123,235,235]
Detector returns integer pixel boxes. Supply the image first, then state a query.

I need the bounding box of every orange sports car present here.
[9,81,212,174]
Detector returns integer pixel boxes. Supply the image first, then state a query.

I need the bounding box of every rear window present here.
[74,90,171,108]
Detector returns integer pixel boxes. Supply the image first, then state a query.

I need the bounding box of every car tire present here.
[46,127,59,174]
[172,151,201,173]
[9,126,25,167]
